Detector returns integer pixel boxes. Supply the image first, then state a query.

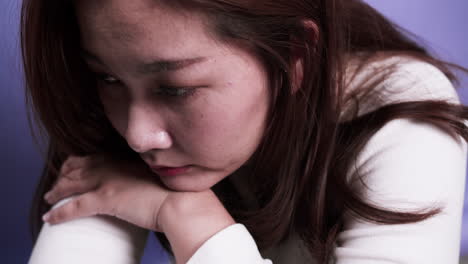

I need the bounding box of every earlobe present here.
[291,58,304,94]
[290,19,319,94]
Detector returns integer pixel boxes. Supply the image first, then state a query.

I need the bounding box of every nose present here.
[124,104,173,153]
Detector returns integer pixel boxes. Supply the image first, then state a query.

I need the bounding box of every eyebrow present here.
[81,49,207,74]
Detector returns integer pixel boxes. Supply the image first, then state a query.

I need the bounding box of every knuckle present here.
[47,182,71,204]
[60,155,87,176]
[46,190,60,203]
[107,204,117,216]
[60,157,74,175]
[55,199,80,220]
[47,195,94,223]
[64,168,84,181]
[49,191,60,202]
[72,198,83,211]
[47,212,56,222]
[51,209,65,221]
[99,187,116,198]
[55,177,67,188]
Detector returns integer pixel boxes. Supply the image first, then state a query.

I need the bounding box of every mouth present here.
[150,165,193,177]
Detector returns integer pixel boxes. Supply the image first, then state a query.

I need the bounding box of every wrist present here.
[158,189,235,233]
[158,190,235,263]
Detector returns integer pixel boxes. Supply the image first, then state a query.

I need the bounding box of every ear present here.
[290,20,319,94]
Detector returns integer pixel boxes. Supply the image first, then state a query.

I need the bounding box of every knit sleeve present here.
[28,196,149,264]
[335,60,467,264]
[186,224,273,264]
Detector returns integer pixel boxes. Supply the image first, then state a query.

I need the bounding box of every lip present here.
[150,165,192,177]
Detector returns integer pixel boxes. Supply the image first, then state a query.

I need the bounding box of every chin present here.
[158,173,221,192]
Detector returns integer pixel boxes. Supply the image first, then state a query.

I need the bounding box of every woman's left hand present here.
[42,154,171,232]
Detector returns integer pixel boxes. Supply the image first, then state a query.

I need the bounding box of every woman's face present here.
[75,0,270,191]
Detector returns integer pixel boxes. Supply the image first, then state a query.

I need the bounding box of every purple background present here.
[1,0,467,263]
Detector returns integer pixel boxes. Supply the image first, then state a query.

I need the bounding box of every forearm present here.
[29,196,149,264]
[158,190,236,264]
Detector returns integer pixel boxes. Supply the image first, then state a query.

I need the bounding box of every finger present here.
[60,155,88,176]
[45,169,100,205]
[43,193,101,224]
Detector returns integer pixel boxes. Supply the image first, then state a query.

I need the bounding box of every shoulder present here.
[336,57,468,263]
[337,117,468,263]
[343,55,467,196]
[341,55,461,120]
[342,55,466,182]
[346,117,467,190]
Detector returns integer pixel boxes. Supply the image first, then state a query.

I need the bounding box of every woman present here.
[23,0,468,263]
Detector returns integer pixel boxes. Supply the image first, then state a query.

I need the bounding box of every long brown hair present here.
[21,0,468,262]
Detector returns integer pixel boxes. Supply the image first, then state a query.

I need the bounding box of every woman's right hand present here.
[42,154,172,232]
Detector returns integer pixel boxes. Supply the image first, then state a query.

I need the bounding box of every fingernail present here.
[42,212,50,222]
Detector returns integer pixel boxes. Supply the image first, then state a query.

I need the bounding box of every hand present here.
[42,154,170,231]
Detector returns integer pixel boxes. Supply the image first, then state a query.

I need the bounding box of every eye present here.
[93,72,121,85]
[155,86,196,97]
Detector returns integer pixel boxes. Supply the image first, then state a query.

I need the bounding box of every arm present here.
[28,155,271,264]
[158,190,272,264]
[336,58,467,263]
[28,196,149,264]
[335,118,467,264]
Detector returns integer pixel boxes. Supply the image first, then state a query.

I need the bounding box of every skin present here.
[42,0,272,263]
[75,0,270,192]
[43,155,237,263]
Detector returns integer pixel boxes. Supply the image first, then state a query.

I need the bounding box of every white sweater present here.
[28,58,467,264]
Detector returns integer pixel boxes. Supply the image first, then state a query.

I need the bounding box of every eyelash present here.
[92,72,197,98]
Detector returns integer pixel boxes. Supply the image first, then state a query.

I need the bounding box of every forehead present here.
[74,0,217,60]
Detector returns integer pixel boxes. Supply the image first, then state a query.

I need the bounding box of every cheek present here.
[177,87,268,167]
